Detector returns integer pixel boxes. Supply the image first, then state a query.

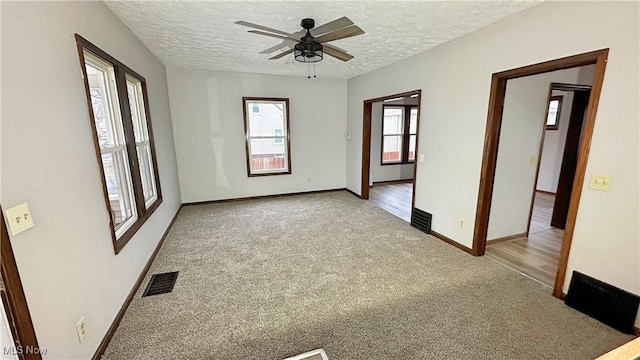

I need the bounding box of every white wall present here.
[346,1,639,325]
[369,98,416,185]
[487,68,580,240]
[537,90,574,193]
[166,69,347,203]
[1,2,181,358]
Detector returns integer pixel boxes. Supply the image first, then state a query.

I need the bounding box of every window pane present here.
[547,100,560,126]
[248,102,286,137]
[85,58,125,149]
[85,51,138,235]
[126,76,157,206]
[382,135,403,163]
[409,135,416,161]
[136,144,156,205]
[383,108,404,135]
[249,138,287,172]
[273,129,283,144]
[410,108,418,134]
[101,151,137,231]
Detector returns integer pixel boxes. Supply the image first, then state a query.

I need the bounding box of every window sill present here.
[112,197,162,254]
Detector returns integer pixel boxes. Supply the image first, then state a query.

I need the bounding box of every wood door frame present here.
[471,49,609,299]
[360,90,422,211]
[1,207,42,359]
[524,83,592,236]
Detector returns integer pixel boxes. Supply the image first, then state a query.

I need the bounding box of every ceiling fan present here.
[235,17,364,63]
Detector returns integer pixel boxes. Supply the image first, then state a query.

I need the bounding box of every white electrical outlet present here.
[459,219,464,229]
[76,316,87,343]
[4,203,35,236]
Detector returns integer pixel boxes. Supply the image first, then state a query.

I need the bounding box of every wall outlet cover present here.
[4,203,35,236]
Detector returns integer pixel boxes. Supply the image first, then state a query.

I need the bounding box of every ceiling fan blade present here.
[315,25,364,44]
[323,44,354,62]
[247,30,298,42]
[235,21,290,36]
[310,16,354,37]
[268,49,294,60]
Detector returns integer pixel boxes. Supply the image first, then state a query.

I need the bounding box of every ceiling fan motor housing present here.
[300,18,315,30]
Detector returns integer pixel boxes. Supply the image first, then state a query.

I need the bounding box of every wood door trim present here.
[1,207,41,360]
[471,49,609,299]
[550,90,591,229]
[360,90,421,203]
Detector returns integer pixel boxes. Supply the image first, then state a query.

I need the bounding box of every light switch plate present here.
[588,174,612,192]
[4,203,35,236]
[419,154,425,163]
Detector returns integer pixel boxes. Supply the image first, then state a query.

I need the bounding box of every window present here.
[382,105,418,165]
[546,95,563,130]
[243,97,291,176]
[273,128,283,144]
[76,34,162,253]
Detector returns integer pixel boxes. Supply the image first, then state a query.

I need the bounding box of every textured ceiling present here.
[104,1,542,79]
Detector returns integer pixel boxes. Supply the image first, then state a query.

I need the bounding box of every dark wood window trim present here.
[75,34,163,254]
[381,104,417,166]
[545,95,563,130]
[242,97,292,177]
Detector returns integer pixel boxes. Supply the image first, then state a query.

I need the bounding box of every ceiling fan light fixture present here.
[294,41,323,63]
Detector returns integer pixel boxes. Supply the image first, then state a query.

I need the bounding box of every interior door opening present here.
[360,90,422,223]
[472,49,608,298]
[485,79,592,287]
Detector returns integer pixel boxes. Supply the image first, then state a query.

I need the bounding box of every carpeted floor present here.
[103,191,630,360]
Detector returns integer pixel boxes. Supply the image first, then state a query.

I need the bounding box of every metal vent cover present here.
[565,271,640,334]
[142,271,179,297]
[411,208,432,234]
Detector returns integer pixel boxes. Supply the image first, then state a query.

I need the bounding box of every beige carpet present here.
[103,191,631,359]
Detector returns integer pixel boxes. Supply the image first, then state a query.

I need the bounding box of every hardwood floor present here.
[369,182,413,222]
[486,192,563,287]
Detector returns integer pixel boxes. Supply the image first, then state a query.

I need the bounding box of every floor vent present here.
[565,271,640,334]
[411,208,432,234]
[142,271,179,297]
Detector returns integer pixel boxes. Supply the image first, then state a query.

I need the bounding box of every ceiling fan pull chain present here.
[307,63,311,79]
[314,62,317,78]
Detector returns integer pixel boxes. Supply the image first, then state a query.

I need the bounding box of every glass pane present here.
[101,151,137,229]
[383,108,404,135]
[409,135,416,161]
[127,76,158,207]
[410,108,418,134]
[547,100,560,126]
[126,78,147,143]
[249,138,287,172]
[382,135,403,163]
[247,101,286,137]
[85,58,124,149]
[137,144,156,204]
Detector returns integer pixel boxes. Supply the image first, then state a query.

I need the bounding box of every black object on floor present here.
[142,271,179,297]
[411,208,432,234]
[565,271,640,334]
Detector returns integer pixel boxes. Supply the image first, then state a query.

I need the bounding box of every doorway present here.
[472,49,608,297]
[360,90,422,222]
[485,80,592,286]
